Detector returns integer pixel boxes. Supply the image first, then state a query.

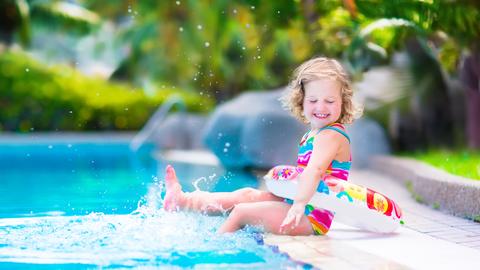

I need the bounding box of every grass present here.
[402,149,480,181]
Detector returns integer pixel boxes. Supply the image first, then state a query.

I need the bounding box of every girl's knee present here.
[237,187,261,199]
[229,202,254,223]
[230,202,248,216]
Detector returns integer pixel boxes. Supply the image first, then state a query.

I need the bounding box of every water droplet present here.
[223,148,228,153]
[25,68,29,72]
[225,142,230,147]
[179,27,184,32]
[251,6,255,10]
[124,107,129,111]
[233,9,237,14]
[69,110,73,114]
[246,23,250,28]
[204,42,210,47]
[197,25,203,30]
[67,144,72,148]
[176,1,180,5]
[242,46,246,50]
[48,145,53,149]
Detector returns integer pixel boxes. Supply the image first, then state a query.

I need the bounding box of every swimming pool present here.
[0,136,305,269]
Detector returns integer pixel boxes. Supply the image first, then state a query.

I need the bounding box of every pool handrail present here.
[130,95,186,151]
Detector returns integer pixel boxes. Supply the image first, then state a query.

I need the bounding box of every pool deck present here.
[165,150,480,269]
[263,170,480,269]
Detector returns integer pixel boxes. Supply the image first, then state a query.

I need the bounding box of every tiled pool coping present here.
[0,132,135,143]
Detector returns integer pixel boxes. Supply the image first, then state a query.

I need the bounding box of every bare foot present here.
[163,165,186,212]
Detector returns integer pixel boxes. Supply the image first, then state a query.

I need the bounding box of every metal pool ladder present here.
[130,95,185,151]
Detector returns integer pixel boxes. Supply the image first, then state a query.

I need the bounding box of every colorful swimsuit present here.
[285,122,351,235]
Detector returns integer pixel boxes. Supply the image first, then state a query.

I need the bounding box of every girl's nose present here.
[315,103,326,110]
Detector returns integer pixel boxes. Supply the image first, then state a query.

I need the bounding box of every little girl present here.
[163,57,362,236]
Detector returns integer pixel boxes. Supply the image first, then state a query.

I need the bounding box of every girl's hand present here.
[280,202,306,233]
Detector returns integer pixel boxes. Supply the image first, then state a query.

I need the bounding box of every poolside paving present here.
[264,169,480,269]
[163,150,480,269]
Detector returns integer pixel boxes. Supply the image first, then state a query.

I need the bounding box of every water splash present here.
[0,181,301,269]
[191,173,217,192]
[0,208,299,268]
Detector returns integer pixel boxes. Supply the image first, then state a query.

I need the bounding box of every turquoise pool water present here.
[0,139,304,269]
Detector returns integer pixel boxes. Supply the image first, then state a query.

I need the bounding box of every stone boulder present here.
[152,113,209,150]
[347,117,391,168]
[201,89,391,169]
[202,89,307,169]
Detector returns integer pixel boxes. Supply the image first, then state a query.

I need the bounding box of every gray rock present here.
[152,113,208,149]
[202,89,307,169]
[347,118,391,167]
[202,90,391,169]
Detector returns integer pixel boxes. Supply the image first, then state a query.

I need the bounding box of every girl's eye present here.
[326,100,335,104]
[308,100,317,103]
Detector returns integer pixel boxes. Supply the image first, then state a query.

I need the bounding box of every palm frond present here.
[360,18,420,38]
[31,1,101,34]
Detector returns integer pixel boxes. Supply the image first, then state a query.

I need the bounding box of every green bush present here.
[0,50,214,131]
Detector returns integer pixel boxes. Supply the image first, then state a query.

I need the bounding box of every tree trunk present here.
[301,0,318,26]
[466,90,480,148]
[460,49,480,149]
[0,1,20,46]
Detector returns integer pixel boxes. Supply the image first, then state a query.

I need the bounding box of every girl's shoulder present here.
[313,124,352,162]
[315,123,350,143]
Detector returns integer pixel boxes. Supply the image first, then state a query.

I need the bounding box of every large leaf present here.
[31,1,101,34]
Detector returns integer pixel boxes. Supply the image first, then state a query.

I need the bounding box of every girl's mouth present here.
[313,113,329,119]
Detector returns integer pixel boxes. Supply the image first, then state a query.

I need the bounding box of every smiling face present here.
[302,79,343,129]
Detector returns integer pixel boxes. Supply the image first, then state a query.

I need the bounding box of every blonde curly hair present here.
[281,57,362,124]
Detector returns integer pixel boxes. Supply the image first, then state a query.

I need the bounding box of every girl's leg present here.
[218,201,314,235]
[163,165,283,214]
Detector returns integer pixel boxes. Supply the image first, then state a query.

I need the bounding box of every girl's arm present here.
[280,130,342,232]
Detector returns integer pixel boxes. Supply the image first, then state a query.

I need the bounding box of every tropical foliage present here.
[0,0,479,150]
